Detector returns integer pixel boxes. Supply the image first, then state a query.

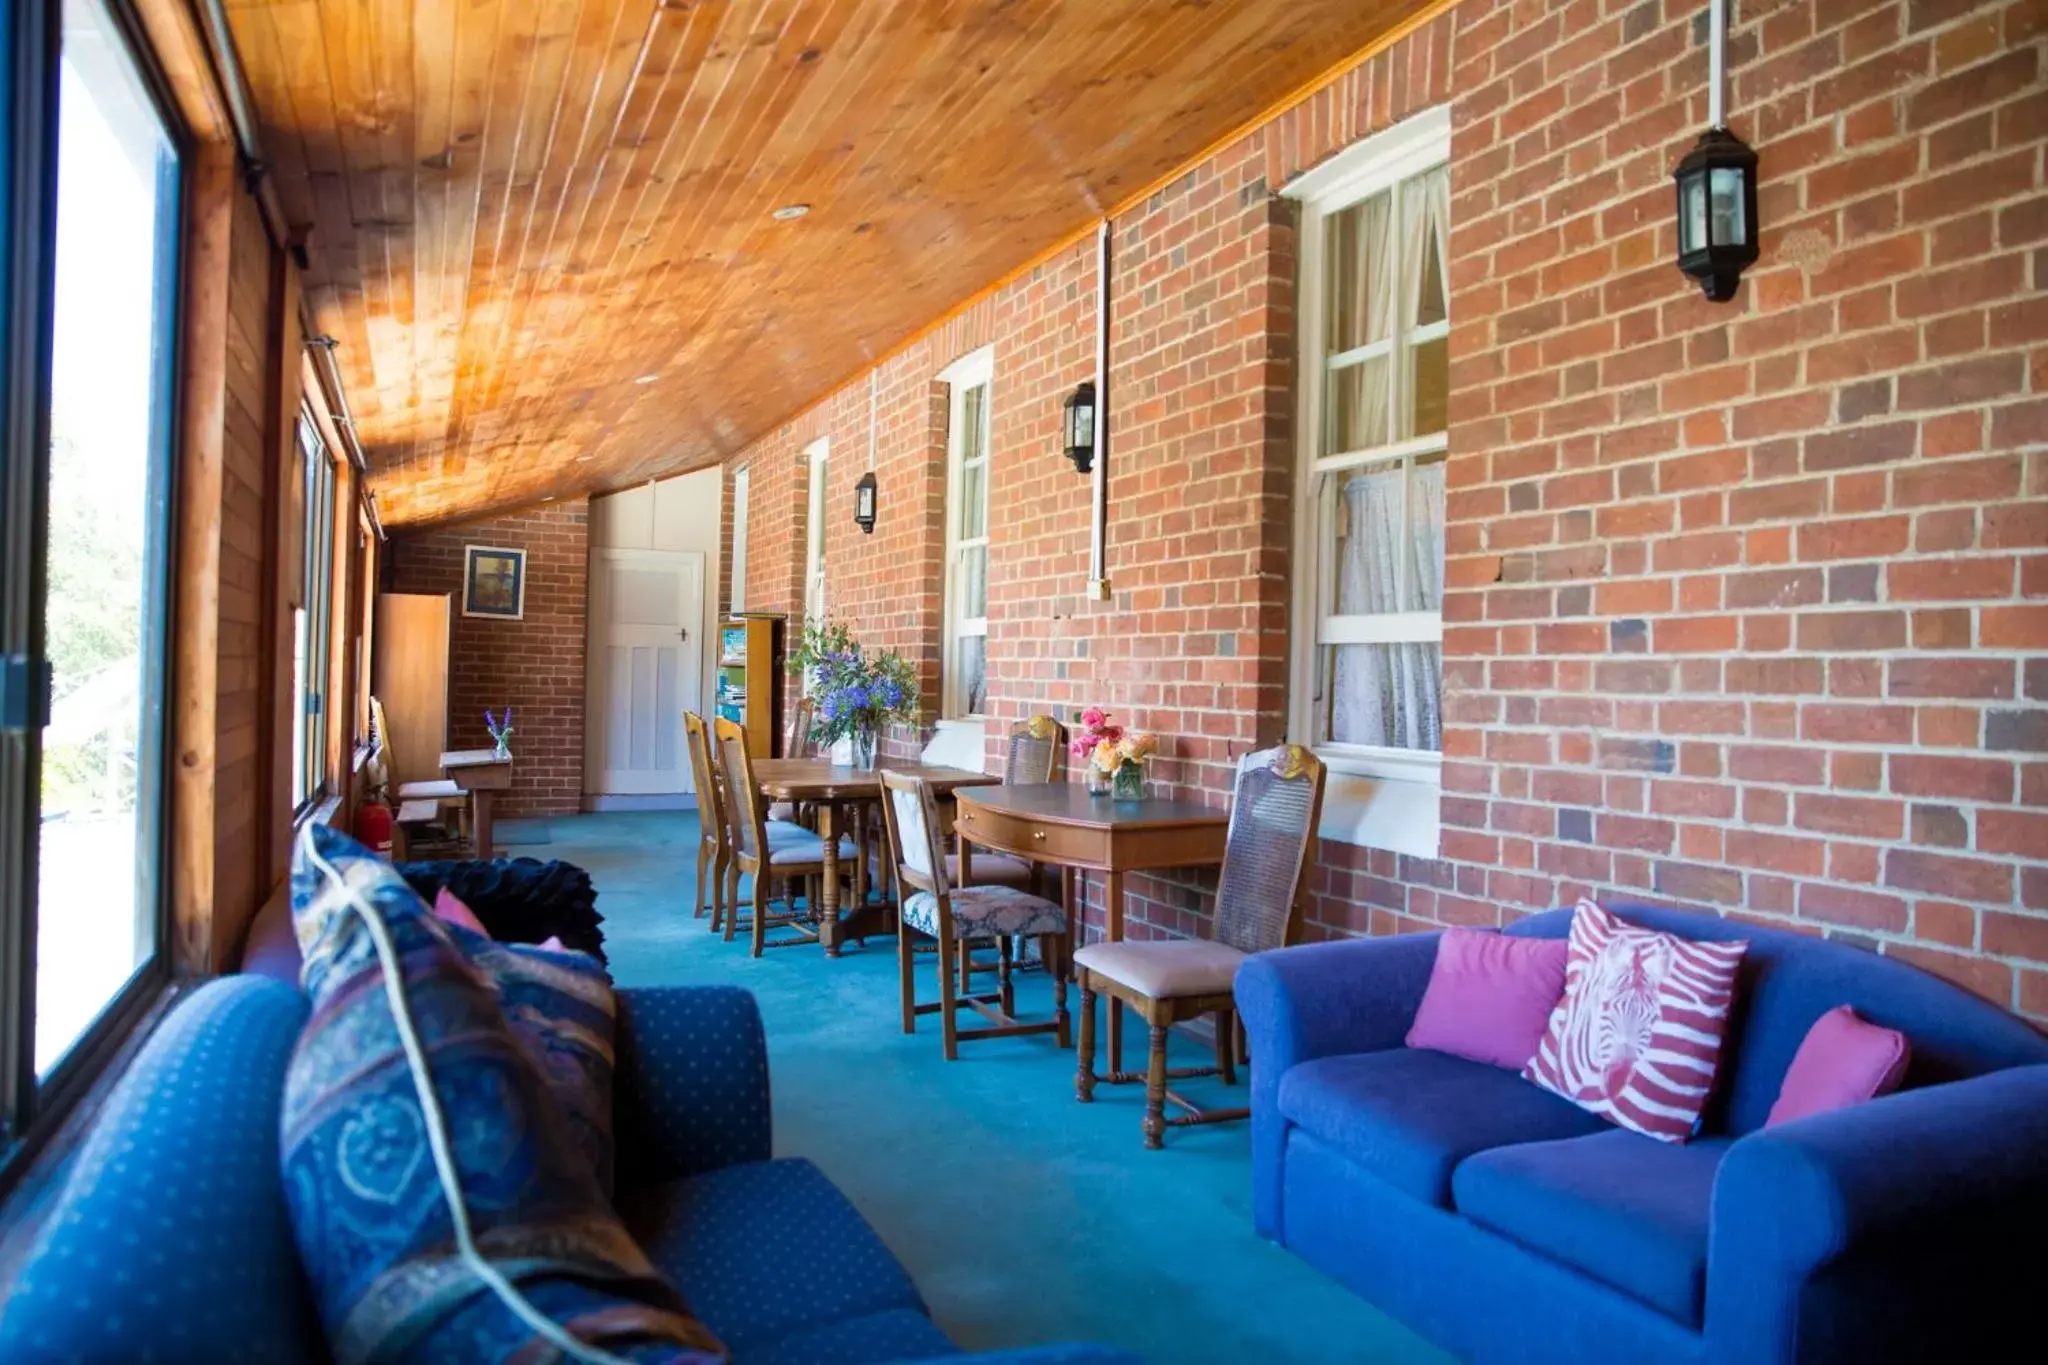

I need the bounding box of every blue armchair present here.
[1235,906,2048,1365]
[1,976,1135,1365]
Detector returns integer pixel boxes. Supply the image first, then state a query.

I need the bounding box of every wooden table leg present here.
[1105,867,1124,1075]
[472,789,496,861]
[852,802,869,905]
[819,802,841,956]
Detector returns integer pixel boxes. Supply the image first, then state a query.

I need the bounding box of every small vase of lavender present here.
[485,708,514,760]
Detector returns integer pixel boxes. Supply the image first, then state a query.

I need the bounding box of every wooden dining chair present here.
[877,770,1072,1060]
[945,714,1067,895]
[712,716,857,956]
[370,695,470,850]
[1073,743,1326,1148]
[684,712,730,931]
[770,696,819,827]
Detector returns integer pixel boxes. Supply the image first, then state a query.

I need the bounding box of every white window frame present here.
[802,438,828,626]
[939,346,993,721]
[729,464,749,614]
[1285,105,1451,810]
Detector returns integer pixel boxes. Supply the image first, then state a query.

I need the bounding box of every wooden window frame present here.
[1284,106,1451,788]
[938,346,993,722]
[0,0,189,1186]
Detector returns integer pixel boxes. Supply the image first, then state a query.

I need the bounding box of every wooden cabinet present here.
[373,592,452,787]
[715,613,785,757]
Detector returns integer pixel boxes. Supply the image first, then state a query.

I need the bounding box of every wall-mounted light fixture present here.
[853,470,877,534]
[1062,382,1096,475]
[1673,0,1758,302]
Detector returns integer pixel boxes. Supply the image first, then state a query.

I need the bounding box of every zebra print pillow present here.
[1522,900,1748,1143]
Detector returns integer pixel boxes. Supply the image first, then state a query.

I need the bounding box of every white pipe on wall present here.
[1088,218,1110,597]
[1708,0,1727,129]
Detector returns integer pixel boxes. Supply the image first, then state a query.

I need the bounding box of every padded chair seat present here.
[395,778,463,800]
[1074,938,1245,998]
[902,885,1067,940]
[1276,1047,1610,1208]
[946,850,1036,889]
[1453,1130,1727,1324]
[623,1157,926,1355]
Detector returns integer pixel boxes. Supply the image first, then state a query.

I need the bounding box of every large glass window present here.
[803,438,828,628]
[729,464,749,613]
[941,347,993,719]
[1289,109,1450,783]
[19,0,182,1088]
[293,411,336,808]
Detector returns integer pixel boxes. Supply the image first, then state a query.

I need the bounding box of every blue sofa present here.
[1235,904,2048,1365]
[0,976,1134,1365]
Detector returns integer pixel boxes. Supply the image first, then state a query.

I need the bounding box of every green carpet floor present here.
[508,812,1451,1365]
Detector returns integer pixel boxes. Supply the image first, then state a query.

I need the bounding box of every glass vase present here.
[1084,764,1111,797]
[849,724,878,770]
[1112,762,1146,802]
[493,737,511,761]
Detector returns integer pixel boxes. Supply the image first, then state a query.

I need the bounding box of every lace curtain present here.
[1330,463,1444,750]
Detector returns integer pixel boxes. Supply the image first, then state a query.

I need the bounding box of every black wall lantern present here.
[1672,0,1757,303]
[853,471,877,534]
[1062,382,1096,475]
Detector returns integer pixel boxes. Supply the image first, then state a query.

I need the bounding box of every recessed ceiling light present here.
[771,203,810,221]
[634,373,660,384]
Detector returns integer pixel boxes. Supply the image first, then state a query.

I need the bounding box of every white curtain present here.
[1396,167,1451,439]
[1328,193,1396,450]
[1330,461,1444,750]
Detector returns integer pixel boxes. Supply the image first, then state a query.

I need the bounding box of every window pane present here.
[1324,642,1442,751]
[36,0,179,1075]
[961,384,987,463]
[955,634,987,717]
[959,543,987,619]
[1326,353,1390,455]
[1330,461,1405,615]
[1323,191,1391,355]
[959,458,985,539]
[1408,336,1448,439]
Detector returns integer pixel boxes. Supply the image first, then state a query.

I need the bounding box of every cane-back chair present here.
[768,697,818,825]
[877,770,1072,1060]
[945,714,1070,896]
[1073,743,1327,1147]
[684,712,731,931]
[712,716,857,956]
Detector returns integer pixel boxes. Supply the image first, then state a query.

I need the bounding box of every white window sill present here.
[920,718,987,772]
[1319,769,1440,859]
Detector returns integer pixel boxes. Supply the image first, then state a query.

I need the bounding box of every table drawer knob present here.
[1033,831,1046,841]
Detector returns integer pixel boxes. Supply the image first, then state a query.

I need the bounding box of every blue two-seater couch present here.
[1235,904,2048,1365]
[0,976,1134,1365]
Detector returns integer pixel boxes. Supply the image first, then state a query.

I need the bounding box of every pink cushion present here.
[535,935,571,954]
[1766,1005,1910,1127]
[433,886,489,938]
[1524,900,1748,1143]
[1404,928,1569,1070]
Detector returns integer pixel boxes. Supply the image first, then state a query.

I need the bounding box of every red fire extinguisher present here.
[355,798,395,858]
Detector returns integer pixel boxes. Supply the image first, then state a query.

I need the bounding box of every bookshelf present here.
[715,613,786,757]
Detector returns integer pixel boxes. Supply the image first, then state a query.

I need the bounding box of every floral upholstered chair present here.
[1073,744,1326,1148]
[878,769,1072,1060]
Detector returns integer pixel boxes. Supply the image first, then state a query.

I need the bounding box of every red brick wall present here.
[386,500,590,816]
[728,0,2048,1018]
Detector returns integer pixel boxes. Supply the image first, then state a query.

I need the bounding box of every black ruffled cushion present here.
[397,857,607,963]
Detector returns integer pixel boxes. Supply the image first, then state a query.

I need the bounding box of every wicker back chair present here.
[787,696,818,758]
[878,770,1071,1060]
[1005,714,1068,783]
[684,712,730,930]
[712,715,836,956]
[1072,743,1326,1147]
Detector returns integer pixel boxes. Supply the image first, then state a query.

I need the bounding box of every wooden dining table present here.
[953,782,1230,1071]
[440,748,514,859]
[749,758,1001,955]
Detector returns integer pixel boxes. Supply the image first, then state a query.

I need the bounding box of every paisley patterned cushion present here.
[462,932,619,1198]
[284,823,724,1364]
[901,884,1067,941]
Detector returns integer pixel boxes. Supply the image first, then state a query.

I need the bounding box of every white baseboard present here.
[582,793,699,813]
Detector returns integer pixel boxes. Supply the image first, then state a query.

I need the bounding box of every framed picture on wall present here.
[462,544,526,620]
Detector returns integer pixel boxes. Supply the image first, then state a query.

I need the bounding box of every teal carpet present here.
[510,812,1451,1365]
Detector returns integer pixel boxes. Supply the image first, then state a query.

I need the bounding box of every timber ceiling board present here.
[226,0,1436,528]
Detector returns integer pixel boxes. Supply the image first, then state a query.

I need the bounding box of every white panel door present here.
[590,549,703,794]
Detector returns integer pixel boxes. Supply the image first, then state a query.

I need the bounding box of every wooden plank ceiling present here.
[226,0,1434,527]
